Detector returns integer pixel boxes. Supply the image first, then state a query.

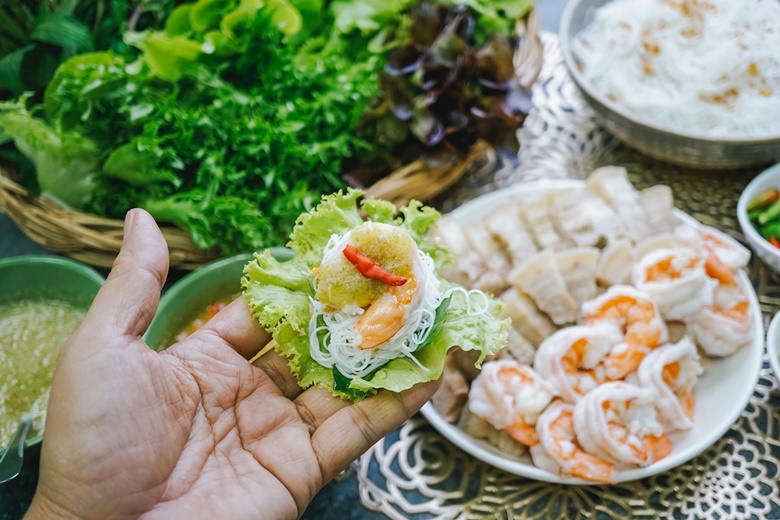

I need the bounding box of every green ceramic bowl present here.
[145,248,293,351]
[0,255,105,449]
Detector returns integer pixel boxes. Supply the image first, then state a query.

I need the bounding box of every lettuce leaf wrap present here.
[242,189,509,400]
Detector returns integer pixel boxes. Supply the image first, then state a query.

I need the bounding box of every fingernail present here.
[123,209,138,244]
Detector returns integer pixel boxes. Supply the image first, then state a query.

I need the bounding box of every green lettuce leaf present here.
[242,189,509,401]
[0,97,100,208]
[128,0,303,82]
[189,0,231,33]
[330,0,414,35]
[129,31,204,82]
[142,190,272,252]
[286,188,364,265]
[243,283,311,335]
[103,140,182,187]
[165,4,195,36]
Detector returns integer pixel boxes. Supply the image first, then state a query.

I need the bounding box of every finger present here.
[188,297,271,360]
[293,386,351,432]
[81,209,169,341]
[252,350,305,400]
[311,379,441,482]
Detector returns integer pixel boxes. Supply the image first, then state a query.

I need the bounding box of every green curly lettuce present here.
[242,189,509,401]
[0,96,100,208]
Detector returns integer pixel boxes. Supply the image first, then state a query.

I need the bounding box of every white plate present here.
[421,179,765,485]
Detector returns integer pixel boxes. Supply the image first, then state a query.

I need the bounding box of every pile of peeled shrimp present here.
[467,223,754,483]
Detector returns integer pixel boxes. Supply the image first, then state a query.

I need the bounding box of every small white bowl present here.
[737,162,780,274]
[767,312,780,383]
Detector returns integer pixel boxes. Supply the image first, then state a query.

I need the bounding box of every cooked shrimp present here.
[634,337,703,431]
[674,224,751,272]
[702,254,738,287]
[573,382,672,467]
[686,284,753,357]
[582,286,669,379]
[468,360,557,446]
[530,401,615,483]
[534,324,623,403]
[632,248,714,320]
[356,275,417,349]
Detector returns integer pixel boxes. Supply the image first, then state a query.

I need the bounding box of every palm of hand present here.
[40,333,318,519]
[28,210,438,520]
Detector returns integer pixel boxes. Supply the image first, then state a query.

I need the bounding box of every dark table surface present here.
[0,2,566,518]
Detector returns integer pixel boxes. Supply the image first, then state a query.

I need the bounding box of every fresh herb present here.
[0,0,174,100]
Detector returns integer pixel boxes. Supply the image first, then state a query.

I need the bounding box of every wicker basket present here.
[0,10,543,270]
[0,171,220,269]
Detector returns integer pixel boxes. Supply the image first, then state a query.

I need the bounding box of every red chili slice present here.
[342,244,409,286]
[770,236,780,249]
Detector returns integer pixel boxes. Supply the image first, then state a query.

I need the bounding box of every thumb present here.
[82,209,170,341]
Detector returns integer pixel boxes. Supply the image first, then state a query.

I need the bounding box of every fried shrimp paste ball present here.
[316,222,417,309]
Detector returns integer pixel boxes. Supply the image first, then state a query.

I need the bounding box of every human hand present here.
[25,209,440,520]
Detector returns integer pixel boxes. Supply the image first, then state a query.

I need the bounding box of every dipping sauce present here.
[0,300,86,446]
[174,295,236,342]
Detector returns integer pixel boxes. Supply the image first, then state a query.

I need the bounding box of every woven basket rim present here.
[0,9,543,270]
[0,168,220,269]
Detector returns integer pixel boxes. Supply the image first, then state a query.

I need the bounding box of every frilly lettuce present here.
[0,97,100,208]
[127,0,305,82]
[242,189,509,400]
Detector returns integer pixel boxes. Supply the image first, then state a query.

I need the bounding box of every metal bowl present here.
[559,0,780,169]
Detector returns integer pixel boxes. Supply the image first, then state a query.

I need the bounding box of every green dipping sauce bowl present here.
[145,248,293,351]
[0,255,105,449]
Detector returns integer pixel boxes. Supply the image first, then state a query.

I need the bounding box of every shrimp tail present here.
[506,420,539,447]
[645,434,672,463]
[704,256,737,286]
[605,345,648,379]
[568,454,616,484]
